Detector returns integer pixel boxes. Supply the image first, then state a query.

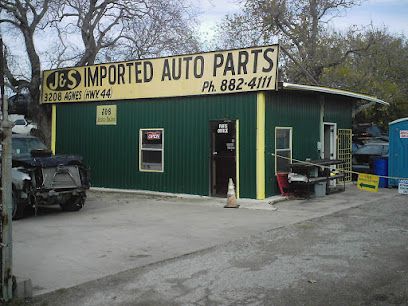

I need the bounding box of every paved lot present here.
[25,187,407,306]
[12,185,399,298]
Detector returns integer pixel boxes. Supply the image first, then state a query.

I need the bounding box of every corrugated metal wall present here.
[264,92,353,197]
[56,90,353,199]
[323,95,353,129]
[265,91,321,196]
[56,93,257,198]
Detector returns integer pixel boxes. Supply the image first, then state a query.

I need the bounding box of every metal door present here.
[210,120,236,196]
[337,129,352,182]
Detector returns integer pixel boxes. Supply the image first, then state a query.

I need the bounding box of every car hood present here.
[12,154,84,168]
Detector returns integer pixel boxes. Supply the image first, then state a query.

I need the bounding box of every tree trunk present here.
[23,28,52,146]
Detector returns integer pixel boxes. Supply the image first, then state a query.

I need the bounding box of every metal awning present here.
[279,82,389,106]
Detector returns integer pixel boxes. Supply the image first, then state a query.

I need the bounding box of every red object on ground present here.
[276,172,290,196]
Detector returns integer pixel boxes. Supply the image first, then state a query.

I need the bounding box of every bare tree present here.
[118,0,200,60]
[1,0,200,144]
[216,0,371,84]
[215,12,267,50]
[48,0,199,66]
[0,0,52,142]
[49,0,140,66]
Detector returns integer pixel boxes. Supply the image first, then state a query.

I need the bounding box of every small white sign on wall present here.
[398,179,408,194]
[400,130,408,138]
[217,123,228,134]
[96,105,117,125]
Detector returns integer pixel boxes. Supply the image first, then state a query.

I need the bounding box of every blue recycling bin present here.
[373,157,388,188]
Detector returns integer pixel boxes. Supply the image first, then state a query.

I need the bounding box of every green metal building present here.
[43,46,387,199]
[52,83,388,199]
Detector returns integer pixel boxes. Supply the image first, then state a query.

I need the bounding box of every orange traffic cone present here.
[224,178,239,208]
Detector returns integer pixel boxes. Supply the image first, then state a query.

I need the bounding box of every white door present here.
[323,122,337,186]
[323,122,337,160]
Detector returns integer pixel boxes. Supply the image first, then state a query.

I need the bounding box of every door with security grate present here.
[337,129,352,182]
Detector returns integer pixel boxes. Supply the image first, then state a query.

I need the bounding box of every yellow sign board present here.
[41,45,279,104]
[96,105,117,125]
[357,173,379,192]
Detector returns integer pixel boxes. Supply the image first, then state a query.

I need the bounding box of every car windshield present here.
[12,137,47,157]
[14,119,26,125]
[367,126,382,137]
[355,144,388,155]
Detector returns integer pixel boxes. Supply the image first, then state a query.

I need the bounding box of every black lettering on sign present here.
[172,58,182,80]
[223,53,235,76]
[144,61,153,82]
[117,63,125,84]
[101,107,111,116]
[194,56,204,78]
[126,62,134,83]
[46,69,81,91]
[161,59,171,81]
[135,62,143,83]
[99,66,107,86]
[262,48,275,73]
[161,57,200,81]
[85,89,100,99]
[251,49,262,73]
[64,91,82,101]
[213,54,224,77]
[108,65,116,85]
[183,56,193,79]
[237,51,249,75]
[86,67,98,87]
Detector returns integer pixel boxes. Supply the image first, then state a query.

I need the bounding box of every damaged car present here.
[10,134,90,219]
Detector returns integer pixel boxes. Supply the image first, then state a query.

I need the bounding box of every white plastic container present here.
[314,182,327,197]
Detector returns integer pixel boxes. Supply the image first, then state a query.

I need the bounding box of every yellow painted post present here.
[51,104,56,154]
[256,92,266,200]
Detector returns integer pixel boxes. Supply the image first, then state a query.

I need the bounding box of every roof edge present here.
[389,117,408,125]
[280,82,389,106]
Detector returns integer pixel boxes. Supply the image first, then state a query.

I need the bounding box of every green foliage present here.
[320,29,408,128]
[215,0,408,128]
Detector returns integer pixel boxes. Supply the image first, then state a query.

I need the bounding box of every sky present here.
[195,0,408,39]
[1,0,407,71]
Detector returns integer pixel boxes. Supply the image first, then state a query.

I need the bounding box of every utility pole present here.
[0,37,14,302]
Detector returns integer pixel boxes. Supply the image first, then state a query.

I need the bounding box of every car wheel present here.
[60,194,85,212]
[29,128,38,136]
[12,191,26,220]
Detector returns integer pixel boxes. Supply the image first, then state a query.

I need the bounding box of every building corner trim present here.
[256,92,266,200]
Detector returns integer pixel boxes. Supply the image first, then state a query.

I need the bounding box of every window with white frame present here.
[275,127,292,173]
[139,129,164,172]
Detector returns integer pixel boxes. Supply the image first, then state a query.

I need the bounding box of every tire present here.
[60,194,85,212]
[12,191,26,220]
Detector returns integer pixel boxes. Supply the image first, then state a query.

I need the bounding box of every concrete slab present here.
[12,184,399,296]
